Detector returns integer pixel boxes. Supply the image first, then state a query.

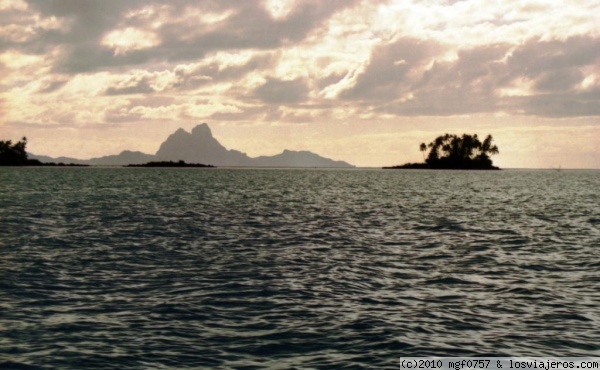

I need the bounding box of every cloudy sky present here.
[1,0,599,168]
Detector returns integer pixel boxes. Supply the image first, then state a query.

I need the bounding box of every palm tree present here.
[391,132,499,169]
[0,137,29,165]
[480,134,499,156]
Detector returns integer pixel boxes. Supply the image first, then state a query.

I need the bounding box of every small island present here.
[125,160,215,168]
[384,133,500,170]
[1,137,88,166]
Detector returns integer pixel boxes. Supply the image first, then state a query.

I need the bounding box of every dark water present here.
[1,168,599,369]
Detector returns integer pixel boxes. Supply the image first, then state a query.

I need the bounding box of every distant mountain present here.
[156,124,253,166]
[156,123,353,167]
[31,150,155,166]
[29,154,88,165]
[32,123,354,168]
[253,149,352,168]
[88,151,155,165]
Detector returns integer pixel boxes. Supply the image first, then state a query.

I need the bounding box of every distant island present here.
[126,160,215,168]
[1,137,88,166]
[29,123,354,168]
[384,133,500,170]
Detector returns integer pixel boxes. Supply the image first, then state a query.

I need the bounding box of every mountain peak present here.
[156,122,252,166]
[170,128,190,139]
[191,123,212,137]
[34,123,354,167]
[156,123,353,167]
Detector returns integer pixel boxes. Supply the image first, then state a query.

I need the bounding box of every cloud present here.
[506,36,600,78]
[37,77,69,93]
[503,36,600,116]
[102,27,160,55]
[105,78,154,96]
[339,38,443,102]
[534,68,583,92]
[253,77,310,104]
[101,52,274,96]
[171,52,273,90]
[16,0,359,74]
[339,34,600,117]
[512,91,600,118]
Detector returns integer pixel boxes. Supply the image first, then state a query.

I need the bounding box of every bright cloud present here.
[102,27,160,55]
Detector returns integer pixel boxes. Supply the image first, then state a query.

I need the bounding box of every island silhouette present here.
[384,133,500,170]
[126,160,215,168]
[28,123,354,168]
[0,137,87,166]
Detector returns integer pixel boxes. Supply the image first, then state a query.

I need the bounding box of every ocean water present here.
[1,167,599,369]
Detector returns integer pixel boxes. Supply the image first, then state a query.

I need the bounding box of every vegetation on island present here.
[0,137,88,166]
[0,137,30,165]
[125,160,215,168]
[384,133,500,170]
[0,137,214,168]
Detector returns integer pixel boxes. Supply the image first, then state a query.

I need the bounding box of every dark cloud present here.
[418,44,509,89]
[384,44,510,115]
[19,0,359,74]
[511,90,600,118]
[316,72,346,90]
[23,0,135,47]
[19,0,154,71]
[0,7,31,50]
[507,36,600,77]
[340,38,443,101]
[172,54,274,90]
[102,53,274,96]
[346,35,600,117]
[37,78,70,93]
[534,68,584,92]
[253,77,310,104]
[55,45,156,74]
[155,0,360,62]
[105,78,154,96]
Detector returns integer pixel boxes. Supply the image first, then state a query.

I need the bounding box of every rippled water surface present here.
[1,168,599,369]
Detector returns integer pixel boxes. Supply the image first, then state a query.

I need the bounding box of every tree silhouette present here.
[419,142,427,161]
[0,137,87,166]
[0,137,29,165]
[385,133,500,169]
[424,133,499,169]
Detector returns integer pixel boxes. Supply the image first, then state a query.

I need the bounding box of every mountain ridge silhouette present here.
[31,123,354,167]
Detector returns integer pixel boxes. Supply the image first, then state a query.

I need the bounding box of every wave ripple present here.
[1,168,599,369]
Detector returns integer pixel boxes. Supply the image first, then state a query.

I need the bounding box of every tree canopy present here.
[0,137,85,166]
[0,137,31,165]
[385,133,500,170]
